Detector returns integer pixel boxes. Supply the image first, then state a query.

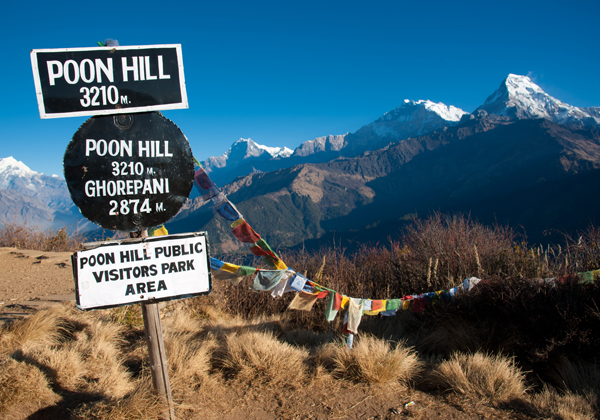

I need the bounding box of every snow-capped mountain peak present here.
[228,138,292,159]
[0,157,39,190]
[477,74,600,126]
[348,99,468,149]
[202,138,293,173]
[0,156,83,228]
[399,99,467,122]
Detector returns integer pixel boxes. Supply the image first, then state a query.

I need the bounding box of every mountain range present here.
[2,74,599,250]
[170,74,600,252]
[0,157,93,232]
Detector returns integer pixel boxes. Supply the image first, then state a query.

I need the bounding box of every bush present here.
[0,221,83,252]
[431,352,527,403]
[208,213,600,333]
[325,335,422,385]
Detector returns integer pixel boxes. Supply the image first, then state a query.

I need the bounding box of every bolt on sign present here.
[31,44,187,119]
[72,232,212,310]
[63,111,194,231]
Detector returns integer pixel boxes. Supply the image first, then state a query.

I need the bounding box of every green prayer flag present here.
[236,266,257,276]
[325,291,338,322]
[386,299,402,311]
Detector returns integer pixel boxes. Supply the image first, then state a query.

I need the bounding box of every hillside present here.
[168,115,600,253]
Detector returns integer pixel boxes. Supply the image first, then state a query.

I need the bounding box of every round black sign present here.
[64,112,194,231]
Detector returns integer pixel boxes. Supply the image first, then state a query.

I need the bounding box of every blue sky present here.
[2,0,599,177]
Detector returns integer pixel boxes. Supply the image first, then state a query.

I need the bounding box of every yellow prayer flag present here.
[341,295,350,309]
[153,225,168,236]
[221,263,241,274]
[364,300,387,315]
[274,259,288,270]
[288,291,320,311]
[231,218,245,229]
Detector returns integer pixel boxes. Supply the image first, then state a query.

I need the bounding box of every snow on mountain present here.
[0,156,96,231]
[476,74,600,126]
[191,74,600,187]
[0,157,72,211]
[0,156,40,191]
[343,99,468,154]
[373,99,467,136]
[582,106,600,120]
[202,138,293,173]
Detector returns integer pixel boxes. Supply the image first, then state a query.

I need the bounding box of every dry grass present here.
[214,329,308,386]
[0,306,67,356]
[0,357,58,415]
[1,304,135,419]
[2,302,600,419]
[431,352,527,403]
[324,335,422,385]
[530,385,596,420]
[548,357,600,410]
[70,379,164,420]
[161,311,218,396]
[0,221,83,252]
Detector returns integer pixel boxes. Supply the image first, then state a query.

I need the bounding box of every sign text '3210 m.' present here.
[31,45,187,118]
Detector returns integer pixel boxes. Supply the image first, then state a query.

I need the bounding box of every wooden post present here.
[142,301,176,419]
[133,229,176,420]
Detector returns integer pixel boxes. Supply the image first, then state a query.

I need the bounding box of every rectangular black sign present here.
[31,44,188,119]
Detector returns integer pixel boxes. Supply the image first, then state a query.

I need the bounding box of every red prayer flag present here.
[250,245,278,260]
[371,300,385,312]
[411,297,426,313]
[334,292,343,310]
[231,220,261,243]
[194,168,213,190]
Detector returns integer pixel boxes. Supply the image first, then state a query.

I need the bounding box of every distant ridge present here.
[0,157,93,232]
[5,74,600,246]
[201,99,469,185]
[169,74,600,252]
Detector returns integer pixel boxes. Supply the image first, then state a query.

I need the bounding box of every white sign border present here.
[31,44,188,119]
[72,231,212,311]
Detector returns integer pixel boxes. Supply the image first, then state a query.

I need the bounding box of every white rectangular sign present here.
[31,44,188,119]
[72,232,211,310]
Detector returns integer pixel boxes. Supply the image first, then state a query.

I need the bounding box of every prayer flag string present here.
[193,158,599,334]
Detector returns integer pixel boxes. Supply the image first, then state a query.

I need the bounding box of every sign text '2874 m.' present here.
[31,44,188,119]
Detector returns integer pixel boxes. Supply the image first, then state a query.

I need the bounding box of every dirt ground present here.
[0,247,547,420]
[0,247,76,324]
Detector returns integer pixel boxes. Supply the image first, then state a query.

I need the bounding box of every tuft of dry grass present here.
[161,311,218,396]
[530,385,596,420]
[71,379,164,420]
[215,329,308,386]
[0,357,58,415]
[326,335,422,385]
[0,306,67,356]
[431,352,527,403]
[548,357,600,410]
[6,304,135,400]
